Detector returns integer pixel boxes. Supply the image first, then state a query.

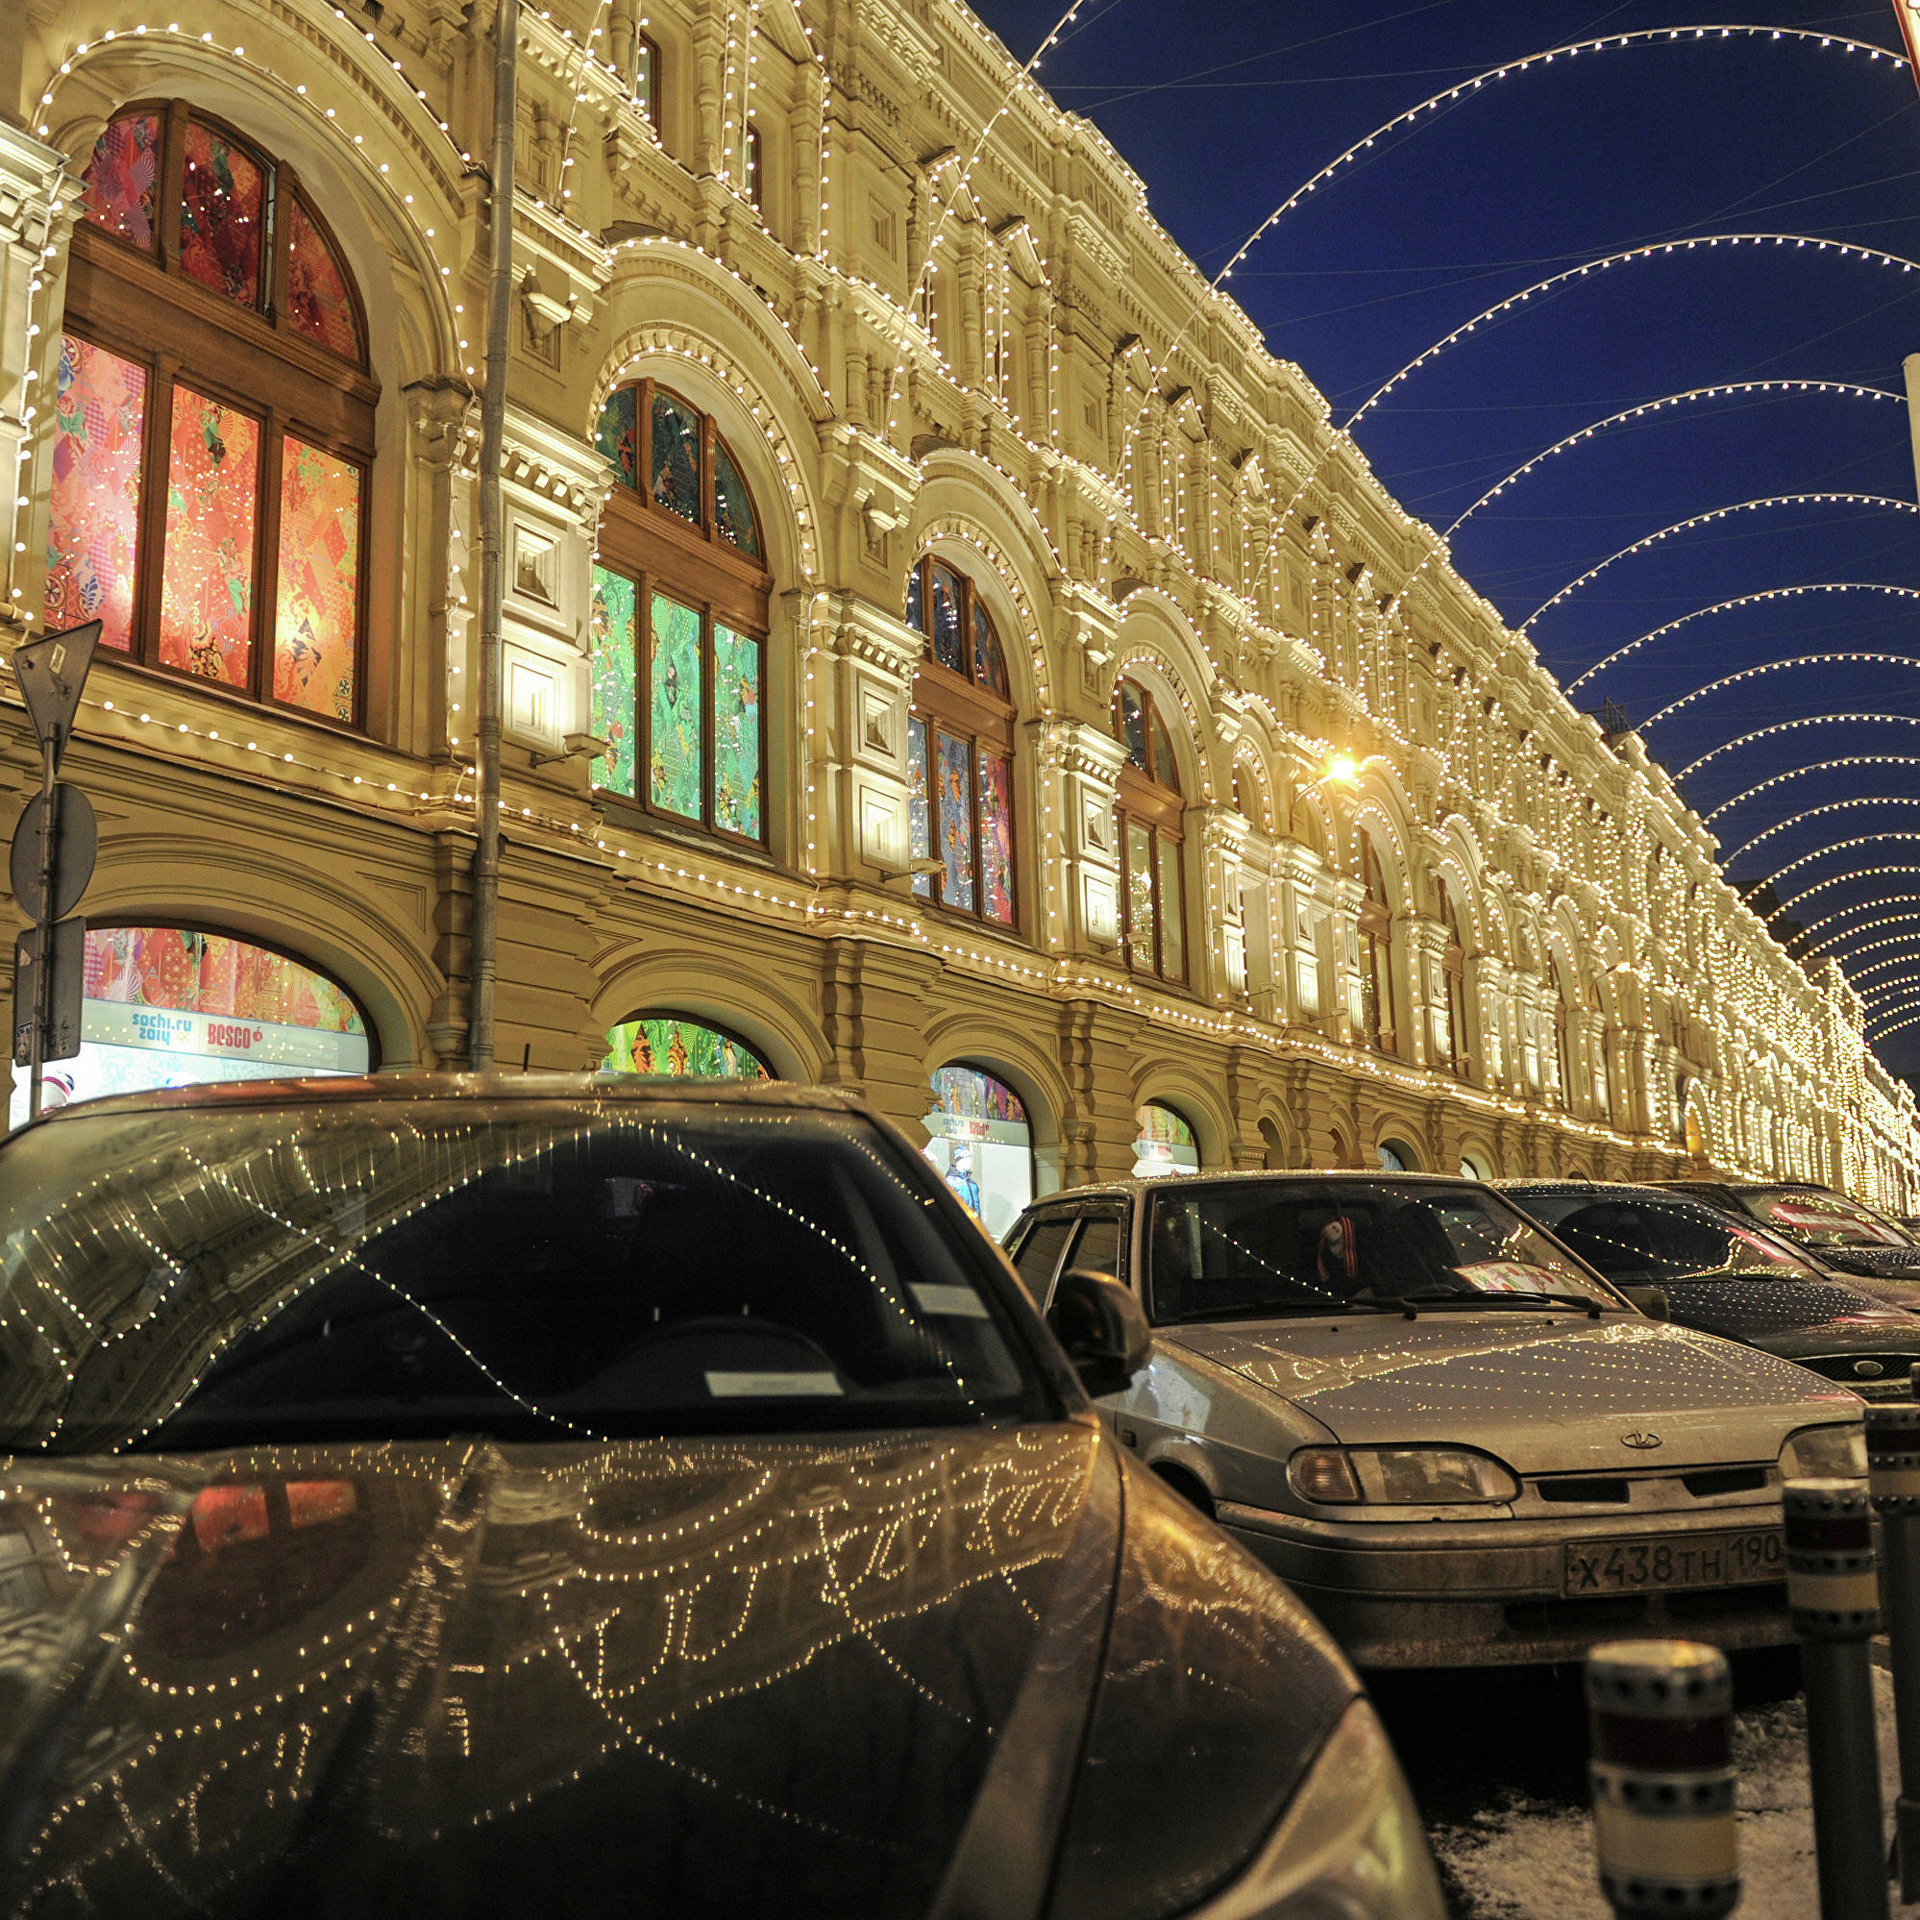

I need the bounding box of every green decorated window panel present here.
[589,564,765,845]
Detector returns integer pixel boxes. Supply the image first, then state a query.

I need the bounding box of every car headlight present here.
[1289,1446,1519,1506]
[1780,1423,1867,1480]
[1201,1696,1445,1918]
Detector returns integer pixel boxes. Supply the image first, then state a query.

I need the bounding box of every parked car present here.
[1502,1181,1920,1398]
[1661,1179,1920,1298]
[0,1075,1442,1920]
[1006,1172,1866,1670]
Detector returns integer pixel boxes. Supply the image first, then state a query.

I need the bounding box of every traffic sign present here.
[9,784,96,922]
[14,916,85,1067]
[13,621,99,770]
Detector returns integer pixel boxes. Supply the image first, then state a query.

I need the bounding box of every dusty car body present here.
[1006,1172,1866,1670]
[0,1076,1442,1920]
[1503,1180,1920,1399]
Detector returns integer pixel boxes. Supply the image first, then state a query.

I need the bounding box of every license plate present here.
[1562,1527,1785,1598]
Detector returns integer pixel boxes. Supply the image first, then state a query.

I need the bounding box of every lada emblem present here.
[1620,1431,1663,1450]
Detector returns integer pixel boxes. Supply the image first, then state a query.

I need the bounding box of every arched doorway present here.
[1133,1101,1200,1177]
[13,926,372,1124]
[603,1013,771,1079]
[1378,1138,1420,1173]
[924,1065,1032,1240]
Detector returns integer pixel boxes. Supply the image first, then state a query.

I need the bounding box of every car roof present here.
[17,1071,869,1131]
[1503,1180,1712,1201]
[1023,1170,1500,1206]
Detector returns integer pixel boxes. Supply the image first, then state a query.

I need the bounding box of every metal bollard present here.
[1869,1400,1920,1899]
[1786,1476,1890,1920]
[1586,1639,1739,1917]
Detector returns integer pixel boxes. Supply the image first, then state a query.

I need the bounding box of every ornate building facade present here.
[2,0,1916,1222]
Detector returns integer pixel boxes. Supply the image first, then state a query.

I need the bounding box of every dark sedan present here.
[1660,1179,1920,1301]
[1506,1181,1920,1398]
[0,1075,1441,1920]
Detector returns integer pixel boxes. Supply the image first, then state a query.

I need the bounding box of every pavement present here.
[1371,1658,1920,1918]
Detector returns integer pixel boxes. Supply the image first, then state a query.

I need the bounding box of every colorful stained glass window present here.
[79,111,160,251]
[596,387,638,490]
[46,335,147,654]
[972,603,1009,697]
[179,122,265,308]
[1157,835,1185,977]
[285,198,361,360]
[712,623,762,839]
[1126,819,1157,973]
[648,592,704,819]
[273,437,359,719]
[712,438,760,556]
[935,728,975,911]
[978,751,1014,925]
[908,716,932,899]
[604,1015,769,1079]
[590,565,638,798]
[928,1066,1026,1126]
[160,386,259,687]
[650,391,701,523]
[929,563,965,674]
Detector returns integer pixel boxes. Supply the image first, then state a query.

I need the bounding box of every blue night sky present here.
[965,0,1920,1072]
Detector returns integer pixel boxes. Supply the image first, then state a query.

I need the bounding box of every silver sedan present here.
[1006,1172,1866,1669]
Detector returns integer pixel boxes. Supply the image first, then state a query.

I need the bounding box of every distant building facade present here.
[2,0,1915,1215]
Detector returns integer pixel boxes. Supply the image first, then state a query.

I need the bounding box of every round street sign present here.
[10,785,98,922]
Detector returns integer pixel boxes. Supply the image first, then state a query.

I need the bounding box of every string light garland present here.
[1642,654,1920,730]
[1678,714,1920,781]
[1704,757,1920,822]
[1725,797,1920,865]
[1801,898,1920,957]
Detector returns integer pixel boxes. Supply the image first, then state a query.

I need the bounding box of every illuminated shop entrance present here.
[924,1066,1032,1240]
[12,927,371,1124]
[603,1013,770,1079]
[1133,1101,1200,1176]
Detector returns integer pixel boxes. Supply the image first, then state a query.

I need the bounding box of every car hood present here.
[1166,1314,1860,1472]
[0,1425,1351,1920]
[1660,1277,1920,1346]
[1800,1243,1920,1281]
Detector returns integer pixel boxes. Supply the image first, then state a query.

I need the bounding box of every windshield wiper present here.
[1395,1287,1604,1320]
[1171,1299,1407,1324]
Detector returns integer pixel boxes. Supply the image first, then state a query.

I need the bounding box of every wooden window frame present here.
[743,122,763,212]
[906,555,1019,930]
[595,379,772,847]
[633,32,662,135]
[1112,677,1186,984]
[61,100,377,731]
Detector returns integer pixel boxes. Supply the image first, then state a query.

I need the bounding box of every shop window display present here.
[1133,1102,1200,1176]
[924,1066,1032,1239]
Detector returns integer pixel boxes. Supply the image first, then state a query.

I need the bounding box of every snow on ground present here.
[1431,1667,1917,1919]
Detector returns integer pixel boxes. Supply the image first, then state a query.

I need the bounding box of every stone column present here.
[0,123,68,642]
[1198,803,1250,1002]
[1406,915,1450,1073]
[1036,717,1127,959]
[813,590,921,883]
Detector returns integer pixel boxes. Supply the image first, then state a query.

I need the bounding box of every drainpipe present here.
[1906,353,1920,512]
[469,0,517,1070]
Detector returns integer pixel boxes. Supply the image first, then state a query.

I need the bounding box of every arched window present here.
[48,102,376,724]
[924,1066,1031,1237]
[11,925,371,1124]
[741,124,763,212]
[1133,1101,1200,1176]
[603,1013,769,1079]
[590,379,769,843]
[1112,677,1185,981]
[1377,1139,1417,1173]
[1438,879,1469,1079]
[905,556,1016,926]
[1358,832,1395,1053]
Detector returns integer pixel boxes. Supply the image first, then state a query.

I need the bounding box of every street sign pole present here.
[26,733,53,1120]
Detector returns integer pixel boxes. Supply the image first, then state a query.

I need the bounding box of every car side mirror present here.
[1047,1268,1150,1398]
[1619,1284,1670,1322]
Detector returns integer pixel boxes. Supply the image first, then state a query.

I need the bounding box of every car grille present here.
[1795,1354,1917,1396]
[1520,1465,1774,1514]
[1505,1584,1787,1639]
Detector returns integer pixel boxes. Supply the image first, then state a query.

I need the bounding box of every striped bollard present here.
[1586,1639,1739,1916]
[1785,1477,1890,1920]
[1868,1400,1920,1900]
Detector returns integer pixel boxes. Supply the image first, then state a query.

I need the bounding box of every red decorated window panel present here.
[54,100,375,726]
[78,110,161,251]
[44,335,146,654]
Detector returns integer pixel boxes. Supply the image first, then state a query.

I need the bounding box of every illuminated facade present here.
[2,0,1916,1208]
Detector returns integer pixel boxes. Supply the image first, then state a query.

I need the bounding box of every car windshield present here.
[0,1097,1048,1454]
[1743,1189,1914,1248]
[1146,1180,1615,1324]
[1512,1190,1818,1285]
